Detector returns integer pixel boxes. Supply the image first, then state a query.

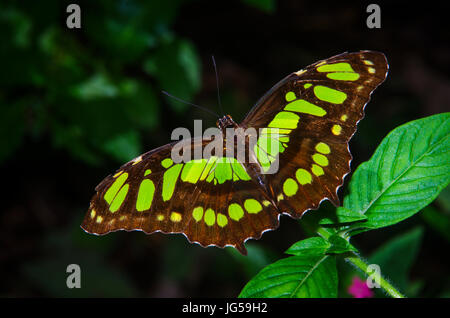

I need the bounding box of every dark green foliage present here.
[0,0,201,165]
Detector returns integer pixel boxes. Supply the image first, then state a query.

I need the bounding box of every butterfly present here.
[81,51,388,255]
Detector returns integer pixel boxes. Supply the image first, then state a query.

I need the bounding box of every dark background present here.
[1,0,449,297]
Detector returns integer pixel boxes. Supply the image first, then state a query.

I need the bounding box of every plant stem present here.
[313,224,405,298]
[307,222,405,298]
[346,254,406,298]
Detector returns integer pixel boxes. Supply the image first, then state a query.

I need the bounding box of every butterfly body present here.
[82,51,389,255]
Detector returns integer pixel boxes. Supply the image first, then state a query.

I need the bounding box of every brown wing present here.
[82,51,388,255]
[81,138,280,255]
[242,51,389,217]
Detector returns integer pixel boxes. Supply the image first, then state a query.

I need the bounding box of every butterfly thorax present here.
[216,114,271,197]
[216,114,238,133]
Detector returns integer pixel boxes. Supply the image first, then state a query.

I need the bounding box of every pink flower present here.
[348,276,374,298]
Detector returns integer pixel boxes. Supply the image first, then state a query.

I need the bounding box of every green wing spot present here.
[332,124,342,135]
[304,83,312,89]
[255,127,291,172]
[104,172,128,204]
[217,213,228,227]
[170,212,182,222]
[314,85,347,104]
[192,206,204,222]
[315,142,331,154]
[285,91,296,102]
[162,164,183,201]
[261,127,292,135]
[136,179,155,212]
[279,136,289,143]
[316,61,359,81]
[214,158,233,184]
[244,199,262,214]
[284,99,327,117]
[230,158,251,181]
[202,157,250,184]
[113,171,123,178]
[283,178,299,196]
[268,111,300,129]
[144,169,152,176]
[161,158,173,168]
[181,159,208,183]
[311,164,324,177]
[204,208,216,226]
[206,169,215,183]
[317,62,354,73]
[327,72,360,81]
[258,135,285,154]
[296,168,312,185]
[200,156,218,181]
[312,153,329,166]
[228,203,244,221]
[254,143,272,172]
[110,184,129,213]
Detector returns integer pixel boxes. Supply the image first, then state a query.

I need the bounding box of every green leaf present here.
[421,205,450,242]
[71,73,118,101]
[121,81,160,130]
[22,218,137,297]
[326,235,357,254]
[319,207,367,225]
[285,237,331,256]
[342,113,450,231]
[299,201,338,237]
[102,130,142,163]
[368,227,423,292]
[239,255,337,298]
[144,38,201,112]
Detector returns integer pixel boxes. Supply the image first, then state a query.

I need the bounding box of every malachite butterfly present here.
[81,51,389,255]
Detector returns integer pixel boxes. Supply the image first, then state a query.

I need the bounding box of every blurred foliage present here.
[228,243,278,279]
[336,227,424,298]
[242,0,275,13]
[339,187,450,298]
[0,0,201,165]
[22,217,138,297]
[421,205,450,243]
[368,227,424,296]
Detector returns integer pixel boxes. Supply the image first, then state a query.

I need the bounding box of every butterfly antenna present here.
[161,90,220,119]
[212,55,224,116]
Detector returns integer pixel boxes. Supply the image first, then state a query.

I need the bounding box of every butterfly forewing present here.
[82,138,280,255]
[245,51,388,217]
